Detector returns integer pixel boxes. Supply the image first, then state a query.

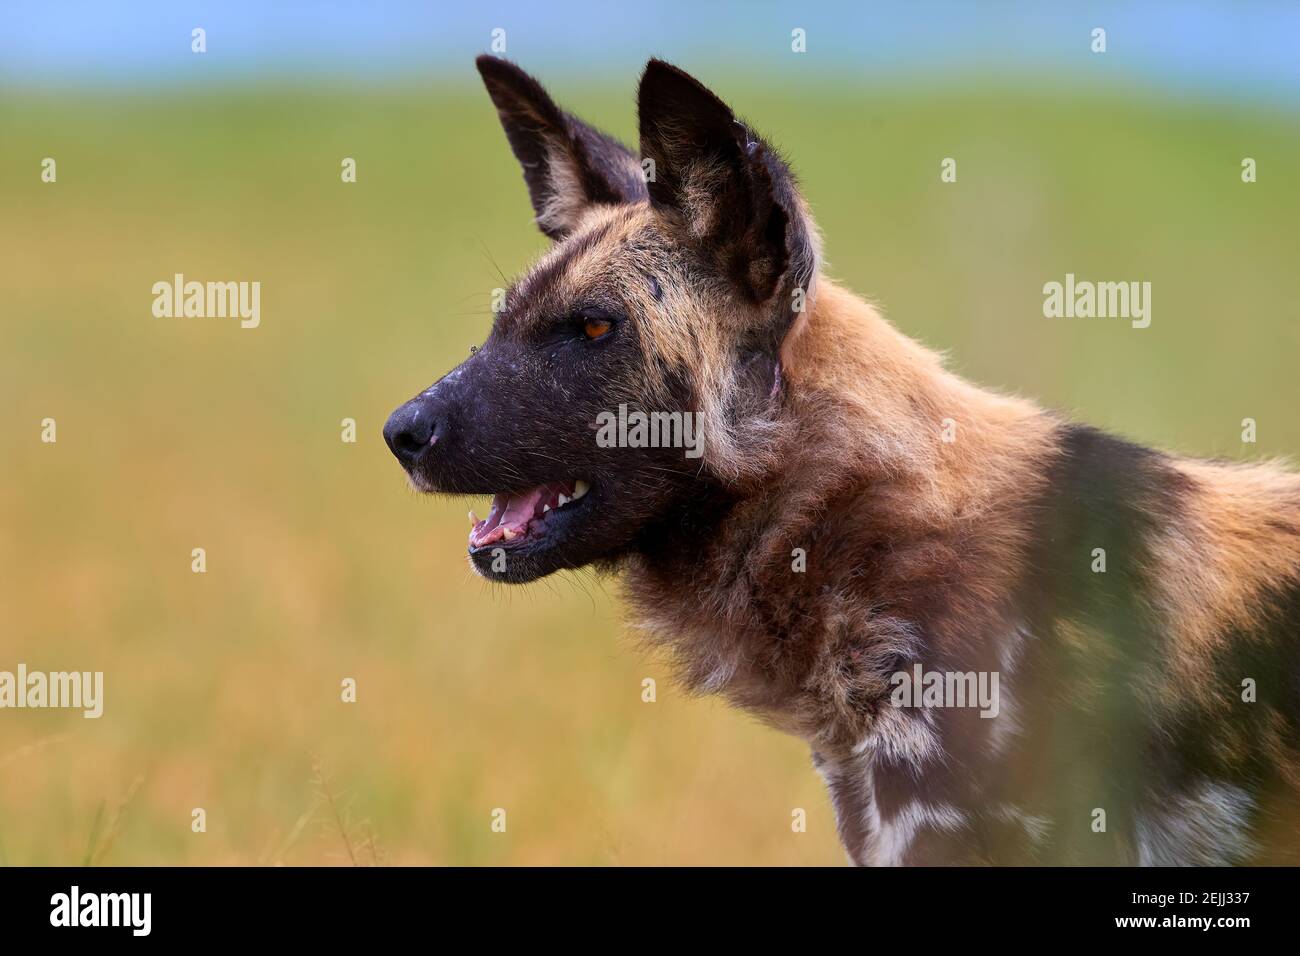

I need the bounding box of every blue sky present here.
[2,1,1297,106]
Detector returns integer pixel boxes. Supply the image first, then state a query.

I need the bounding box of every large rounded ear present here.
[476,55,647,240]
[637,59,818,330]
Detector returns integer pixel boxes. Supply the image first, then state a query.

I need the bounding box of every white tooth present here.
[502,527,518,541]
[557,494,570,507]
[468,510,479,526]
[542,503,551,513]
[572,480,590,500]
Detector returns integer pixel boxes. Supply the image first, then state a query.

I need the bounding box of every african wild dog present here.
[384,56,1300,865]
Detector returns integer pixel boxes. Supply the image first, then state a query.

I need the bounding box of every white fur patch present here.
[991,803,1052,845]
[1136,780,1256,866]
[855,704,944,766]
[535,143,590,236]
[865,793,969,866]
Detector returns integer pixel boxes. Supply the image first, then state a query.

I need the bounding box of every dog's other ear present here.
[638,59,817,313]
[476,55,647,240]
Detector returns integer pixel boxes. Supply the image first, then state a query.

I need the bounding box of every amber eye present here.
[583,316,613,340]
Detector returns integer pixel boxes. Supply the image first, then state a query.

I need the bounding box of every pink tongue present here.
[501,490,542,527]
[469,484,565,549]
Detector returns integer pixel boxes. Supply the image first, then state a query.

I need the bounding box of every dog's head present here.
[384,56,820,582]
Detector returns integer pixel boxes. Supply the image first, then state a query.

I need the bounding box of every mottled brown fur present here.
[386,56,1300,864]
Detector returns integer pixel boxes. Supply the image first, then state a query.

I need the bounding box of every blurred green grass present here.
[1,77,1297,864]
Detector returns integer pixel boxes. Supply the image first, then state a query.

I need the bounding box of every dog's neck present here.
[622,278,1056,752]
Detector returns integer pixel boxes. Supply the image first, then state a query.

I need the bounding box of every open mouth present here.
[468,479,591,550]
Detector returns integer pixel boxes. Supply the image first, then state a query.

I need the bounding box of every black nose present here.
[383,400,438,465]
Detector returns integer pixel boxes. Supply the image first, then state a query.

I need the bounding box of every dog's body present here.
[626,276,1300,864]
[385,57,1300,864]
